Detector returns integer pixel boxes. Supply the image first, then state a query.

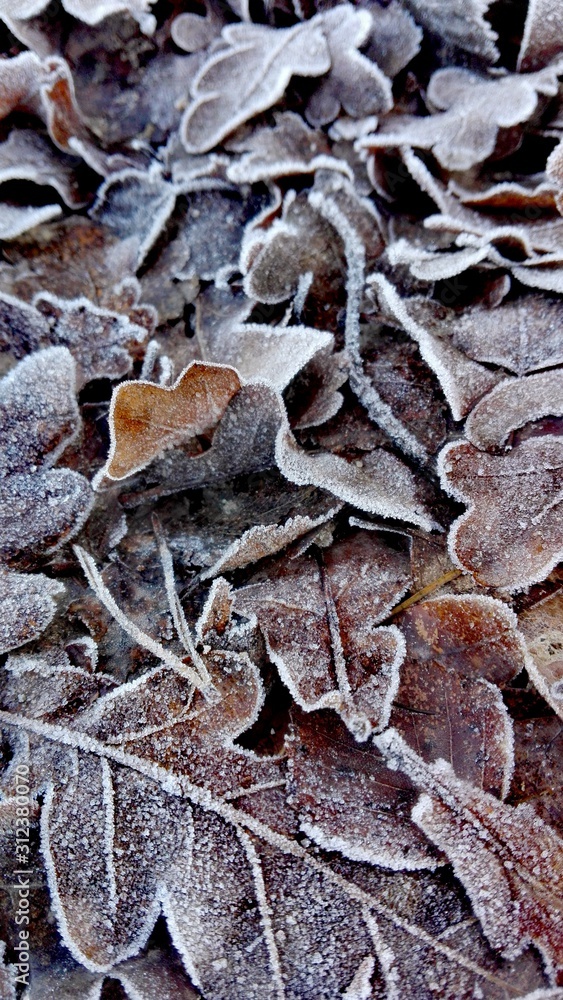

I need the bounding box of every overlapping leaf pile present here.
[0,1,563,997]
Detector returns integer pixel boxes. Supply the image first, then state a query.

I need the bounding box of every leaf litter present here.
[1,2,563,998]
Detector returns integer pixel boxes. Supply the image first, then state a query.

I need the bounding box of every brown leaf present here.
[518,0,563,70]
[519,591,563,720]
[236,529,410,739]
[389,594,526,797]
[377,729,563,984]
[286,706,439,868]
[103,361,242,481]
[439,437,563,591]
[466,371,563,451]
[451,295,563,377]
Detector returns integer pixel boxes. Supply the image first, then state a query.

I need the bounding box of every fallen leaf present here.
[439,437,563,591]
[235,528,410,739]
[0,567,64,655]
[377,729,563,984]
[181,19,330,153]
[102,361,242,481]
[519,591,563,720]
[465,371,563,451]
[305,5,392,127]
[0,346,92,562]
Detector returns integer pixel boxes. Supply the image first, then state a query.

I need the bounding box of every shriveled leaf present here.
[103,361,242,480]
[439,437,563,591]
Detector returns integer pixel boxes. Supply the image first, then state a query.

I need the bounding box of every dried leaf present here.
[305,5,392,128]
[286,707,439,869]
[451,295,563,376]
[90,166,178,272]
[400,0,499,60]
[439,437,563,591]
[364,0,422,79]
[181,19,330,153]
[0,129,85,208]
[0,567,63,655]
[236,528,410,739]
[519,592,563,720]
[391,595,523,797]
[369,277,502,421]
[103,362,242,481]
[199,321,333,391]
[362,66,558,170]
[465,371,563,451]
[0,291,146,385]
[202,507,341,578]
[518,0,563,70]
[226,112,346,185]
[377,729,563,984]
[0,346,92,562]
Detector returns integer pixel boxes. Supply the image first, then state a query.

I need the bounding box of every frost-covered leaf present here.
[226,112,346,185]
[391,595,522,797]
[305,5,392,128]
[0,129,85,207]
[518,0,563,70]
[364,0,422,79]
[236,528,410,740]
[361,66,559,170]
[451,295,563,376]
[400,0,499,60]
[465,371,563,451]
[377,729,563,984]
[369,277,502,421]
[1,647,109,721]
[0,567,63,655]
[199,320,333,391]
[286,706,439,868]
[0,346,92,561]
[0,943,15,1000]
[0,0,158,31]
[439,437,563,591]
[102,361,242,480]
[171,7,222,53]
[90,167,178,272]
[181,18,330,153]
[0,202,62,240]
[202,506,341,578]
[41,754,194,970]
[0,291,147,385]
[519,592,563,721]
